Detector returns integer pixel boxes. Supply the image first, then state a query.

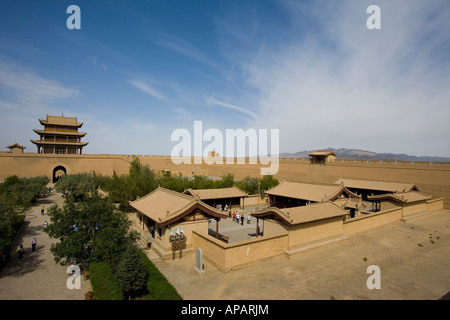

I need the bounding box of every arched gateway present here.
[52,165,67,183]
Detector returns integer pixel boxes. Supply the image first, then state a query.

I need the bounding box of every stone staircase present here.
[126,212,153,249]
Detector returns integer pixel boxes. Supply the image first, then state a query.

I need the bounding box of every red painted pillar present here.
[216,219,219,239]
[256,218,259,237]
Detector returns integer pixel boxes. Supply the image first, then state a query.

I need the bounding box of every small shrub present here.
[138,250,182,300]
[89,262,123,300]
[115,247,148,299]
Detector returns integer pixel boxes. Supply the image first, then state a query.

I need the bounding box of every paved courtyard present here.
[207,208,265,242]
[146,209,450,300]
[0,188,91,300]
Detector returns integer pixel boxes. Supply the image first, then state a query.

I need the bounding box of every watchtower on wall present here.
[308,150,336,165]
[30,114,88,154]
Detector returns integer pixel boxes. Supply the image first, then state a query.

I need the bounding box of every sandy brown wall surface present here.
[1,154,449,208]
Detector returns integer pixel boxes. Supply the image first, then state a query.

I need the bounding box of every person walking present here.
[31,237,37,252]
[236,213,240,224]
[41,205,45,215]
[247,214,251,224]
[18,245,25,263]
[241,215,244,225]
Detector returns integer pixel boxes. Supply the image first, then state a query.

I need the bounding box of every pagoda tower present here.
[31,114,88,154]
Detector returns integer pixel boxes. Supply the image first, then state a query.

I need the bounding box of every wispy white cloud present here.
[82,117,171,155]
[227,0,450,156]
[84,55,109,71]
[126,79,167,101]
[0,59,80,105]
[206,95,258,119]
[0,58,82,151]
[153,35,217,68]
[0,41,45,60]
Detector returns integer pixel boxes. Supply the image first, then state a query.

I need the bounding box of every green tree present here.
[0,203,24,250]
[259,175,279,197]
[235,176,259,195]
[0,175,48,251]
[54,173,95,202]
[216,173,234,188]
[105,157,159,211]
[45,193,139,266]
[191,175,214,189]
[115,246,148,299]
[158,172,190,192]
[0,175,49,211]
[128,157,157,197]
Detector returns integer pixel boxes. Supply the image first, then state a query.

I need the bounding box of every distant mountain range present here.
[279,148,450,162]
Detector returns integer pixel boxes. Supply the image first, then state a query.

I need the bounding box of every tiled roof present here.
[252,202,346,226]
[335,178,420,193]
[130,187,227,226]
[265,180,358,202]
[183,186,248,200]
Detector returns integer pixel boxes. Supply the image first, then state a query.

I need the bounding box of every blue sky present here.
[0,0,449,157]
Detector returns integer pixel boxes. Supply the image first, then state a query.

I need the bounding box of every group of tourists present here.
[232,211,251,225]
[16,236,38,264]
[15,207,48,264]
[216,203,229,212]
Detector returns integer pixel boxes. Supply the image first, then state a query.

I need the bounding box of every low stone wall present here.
[242,194,266,207]
[192,231,288,273]
[343,207,403,237]
[427,198,444,212]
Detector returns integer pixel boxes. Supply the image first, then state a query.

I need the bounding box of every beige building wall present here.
[343,207,403,237]
[402,202,428,217]
[263,219,287,238]
[380,200,399,211]
[264,216,345,249]
[287,217,344,248]
[143,214,210,260]
[242,194,267,208]
[427,198,444,212]
[192,231,288,273]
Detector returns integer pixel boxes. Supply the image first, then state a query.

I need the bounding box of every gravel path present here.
[0,188,91,300]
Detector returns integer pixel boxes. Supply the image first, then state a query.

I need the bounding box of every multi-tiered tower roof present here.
[31,114,88,154]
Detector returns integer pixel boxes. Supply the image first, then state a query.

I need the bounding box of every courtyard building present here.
[265,180,360,208]
[182,186,248,210]
[129,187,228,260]
[335,178,420,201]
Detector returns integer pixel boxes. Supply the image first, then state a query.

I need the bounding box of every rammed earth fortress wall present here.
[1,153,449,208]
